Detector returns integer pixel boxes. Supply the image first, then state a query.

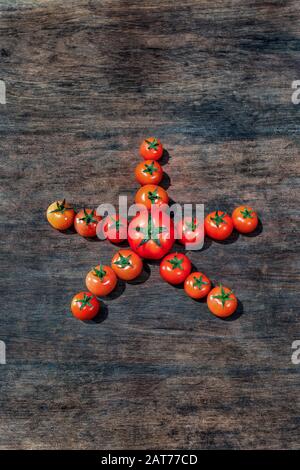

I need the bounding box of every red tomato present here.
[176,217,204,247]
[111,249,143,281]
[184,272,211,299]
[70,291,100,320]
[74,209,102,238]
[46,199,75,230]
[160,252,192,285]
[135,184,169,211]
[128,208,174,259]
[140,137,163,161]
[232,205,258,233]
[207,285,237,318]
[101,214,128,244]
[204,210,233,240]
[85,264,117,297]
[135,160,163,186]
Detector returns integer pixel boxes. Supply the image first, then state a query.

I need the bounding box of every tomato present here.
[70,291,100,320]
[135,184,169,211]
[232,205,258,234]
[207,285,237,318]
[101,214,128,244]
[184,272,211,299]
[140,137,163,161]
[160,252,192,285]
[46,199,75,230]
[176,217,204,247]
[135,160,163,186]
[128,208,174,259]
[204,210,233,241]
[111,249,143,281]
[85,264,117,297]
[74,208,102,238]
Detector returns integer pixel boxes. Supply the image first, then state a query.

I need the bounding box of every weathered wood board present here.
[0,0,299,449]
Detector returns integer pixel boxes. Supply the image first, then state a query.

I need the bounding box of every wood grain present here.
[0,0,299,449]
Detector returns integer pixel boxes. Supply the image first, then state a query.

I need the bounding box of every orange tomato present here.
[128,208,174,260]
[101,214,128,244]
[85,264,117,297]
[46,199,75,230]
[135,184,169,210]
[135,160,163,186]
[70,291,100,320]
[74,209,102,238]
[232,206,258,233]
[207,285,237,318]
[160,252,192,285]
[176,216,204,247]
[204,210,233,241]
[140,137,163,160]
[111,249,143,281]
[184,272,211,299]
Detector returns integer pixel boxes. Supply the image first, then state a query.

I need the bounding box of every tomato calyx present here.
[212,285,233,308]
[109,217,123,231]
[80,209,97,225]
[193,275,208,289]
[241,208,253,219]
[75,293,94,310]
[92,264,107,281]
[167,255,184,270]
[210,210,227,227]
[146,138,159,151]
[50,199,73,214]
[135,213,166,247]
[147,188,161,204]
[185,218,198,231]
[143,162,158,175]
[113,253,132,269]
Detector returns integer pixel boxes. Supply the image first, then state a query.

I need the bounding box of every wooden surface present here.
[0,0,299,450]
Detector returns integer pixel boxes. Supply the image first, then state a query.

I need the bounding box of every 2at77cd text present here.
[100,454,197,466]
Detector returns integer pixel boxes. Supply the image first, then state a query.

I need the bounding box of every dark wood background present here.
[0,0,299,450]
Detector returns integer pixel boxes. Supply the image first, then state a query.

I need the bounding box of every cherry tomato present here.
[101,214,128,244]
[85,264,117,297]
[74,208,102,238]
[207,285,237,318]
[140,137,163,161]
[232,205,258,234]
[135,184,169,211]
[135,160,163,186]
[111,249,143,281]
[176,217,204,247]
[46,199,75,230]
[128,208,174,259]
[70,291,100,320]
[204,210,233,241]
[184,272,211,299]
[160,252,192,285]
